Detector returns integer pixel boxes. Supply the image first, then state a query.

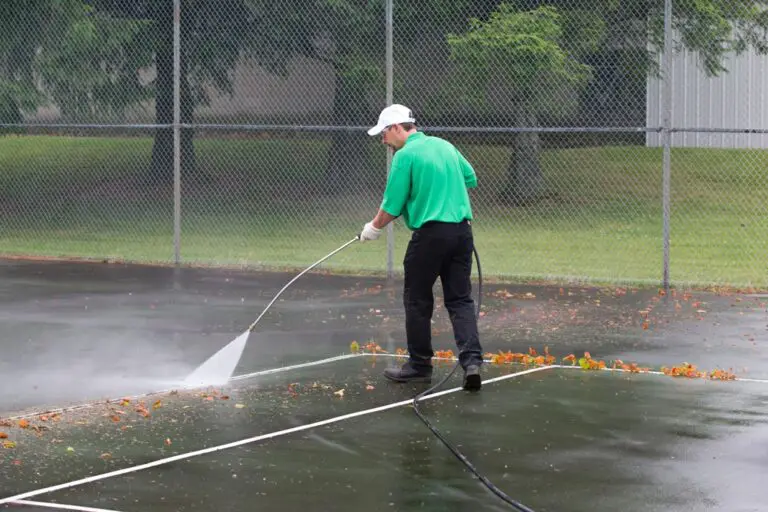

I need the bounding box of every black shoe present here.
[384,362,432,383]
[463,365,482,391]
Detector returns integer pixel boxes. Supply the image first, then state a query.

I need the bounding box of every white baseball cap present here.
[367,104,416,136]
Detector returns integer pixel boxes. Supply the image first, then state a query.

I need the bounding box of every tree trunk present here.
[324,70,370,195]
[500,106,543,206]
[149,2,195,185]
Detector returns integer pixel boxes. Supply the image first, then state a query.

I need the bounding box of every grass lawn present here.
[0,135,765,289]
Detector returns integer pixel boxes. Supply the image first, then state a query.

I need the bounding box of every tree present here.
[35,6,153,122]
[0,1,104,128]
[445,0,768,205]
[243,0,493,193]
[88,0,259,182]
[239,0,385,193]
[448,4,597,205]
[0,1,263,182]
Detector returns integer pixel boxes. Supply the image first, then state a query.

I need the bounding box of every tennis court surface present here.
[1,259,767,512]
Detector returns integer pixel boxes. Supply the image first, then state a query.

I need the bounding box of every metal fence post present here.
[173,0,182,265]
[661,0,673,290]
[385,0,394,279]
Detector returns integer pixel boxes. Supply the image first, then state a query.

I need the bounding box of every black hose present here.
[410,245,536,512]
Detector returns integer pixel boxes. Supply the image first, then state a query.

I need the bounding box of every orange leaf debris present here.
[661,363,705,379]
[709,369,736,381]
[363,341,387,354]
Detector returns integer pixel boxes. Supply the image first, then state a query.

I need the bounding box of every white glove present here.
[359,221,382,242]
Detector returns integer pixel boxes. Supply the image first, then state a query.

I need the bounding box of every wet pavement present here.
[1,259,767,511]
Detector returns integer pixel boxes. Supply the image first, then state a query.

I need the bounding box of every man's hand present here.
[359,221,382,242]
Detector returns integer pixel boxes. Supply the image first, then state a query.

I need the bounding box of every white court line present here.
[2,354,364,422]
[10,500,123,512]
[228,353,361,382]
[6,352,765,424]
[0,365,553,506]
[368,353,768,384]
[550,364,768,383]
[728,377,768,383]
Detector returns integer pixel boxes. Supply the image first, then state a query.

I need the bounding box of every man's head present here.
[367,104,417,150]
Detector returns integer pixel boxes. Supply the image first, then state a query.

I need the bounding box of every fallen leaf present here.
[3,441,16,449]
[152,400,162,410]
[18,419,29,429]
[0,433,7,439]
[235,404,246,409]
[165,438,172,446]
[365,385,375,391]
[100,453,112,460]
[333,389,345,397]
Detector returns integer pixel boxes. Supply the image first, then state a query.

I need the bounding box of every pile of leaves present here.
[484,346,556,366]
[661,363,736,380]
[355,342,741,382]
[350,340,388,354]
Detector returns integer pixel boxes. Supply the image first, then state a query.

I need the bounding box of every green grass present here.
[1,135,766,289]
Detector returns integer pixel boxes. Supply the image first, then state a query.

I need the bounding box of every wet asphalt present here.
[0,259,766,511]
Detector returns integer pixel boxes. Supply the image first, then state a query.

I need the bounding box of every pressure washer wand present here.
[247,236,360,332]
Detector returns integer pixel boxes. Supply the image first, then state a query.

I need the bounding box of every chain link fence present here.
[1,0,766,289]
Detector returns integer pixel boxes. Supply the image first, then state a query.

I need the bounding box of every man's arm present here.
[360,209,398,241]
[359,152,409,242]
[457,150,477,189]
[372,209,397,229]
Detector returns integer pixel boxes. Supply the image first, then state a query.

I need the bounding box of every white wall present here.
[646,48,768,148]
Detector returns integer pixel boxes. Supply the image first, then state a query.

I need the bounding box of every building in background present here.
[647,48,768,148]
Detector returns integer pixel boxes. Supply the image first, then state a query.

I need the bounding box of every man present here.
[359,104,483,391]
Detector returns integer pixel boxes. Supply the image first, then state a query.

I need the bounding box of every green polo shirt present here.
[380,132,477,230]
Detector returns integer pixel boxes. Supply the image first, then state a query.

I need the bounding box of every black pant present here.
[403,220,482,370]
